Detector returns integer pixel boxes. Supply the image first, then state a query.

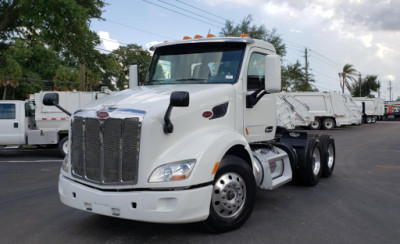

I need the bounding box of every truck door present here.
[0,102,24,145]
[244,51,277,143]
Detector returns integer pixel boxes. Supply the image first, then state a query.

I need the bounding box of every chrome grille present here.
[71,116,141,185]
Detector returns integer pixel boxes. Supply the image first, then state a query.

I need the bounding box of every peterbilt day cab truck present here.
[0,91,109,156]
[49,36,336,233]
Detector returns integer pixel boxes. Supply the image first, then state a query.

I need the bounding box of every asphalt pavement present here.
[1,121,399,244]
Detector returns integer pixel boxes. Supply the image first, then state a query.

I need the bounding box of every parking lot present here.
[1,121,400,244]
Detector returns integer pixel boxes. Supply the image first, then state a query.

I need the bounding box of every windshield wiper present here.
[146,80,165,85]
[175,78,207,84]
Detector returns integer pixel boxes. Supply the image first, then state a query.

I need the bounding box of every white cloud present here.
[360,34,373,48]
[98,31,120,52]
[290,29,302,33]
[376,43,393,59]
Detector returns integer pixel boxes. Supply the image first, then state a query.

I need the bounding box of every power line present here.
[175,0,227,21]
[309,49,342,68]
[312,69,340,82]
[158,0,225,25]
[309,54,342,70]
[142,0,224,29]
[106,19,174,40]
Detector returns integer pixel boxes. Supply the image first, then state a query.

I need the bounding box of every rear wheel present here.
[299,137,322,186]
[322,118,335,130]
[309,118,321,130]
[203,155,256,233]
[371,116,376,123]
[319,135,335,177]
[365,116,372,123]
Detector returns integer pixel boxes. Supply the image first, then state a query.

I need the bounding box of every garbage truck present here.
[0,91,109,156]
[287,92,361,129]
[50,35,336,233]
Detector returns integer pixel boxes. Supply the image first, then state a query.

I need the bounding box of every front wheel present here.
[202,155,256,233]
[58,137,69,157]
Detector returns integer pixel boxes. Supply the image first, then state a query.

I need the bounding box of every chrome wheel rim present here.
[311,121,319,129]
[312,147,321,176]
[63,139,69,154]
[327,143,334,169]
[325,120,333,129]
[211,172,246,219]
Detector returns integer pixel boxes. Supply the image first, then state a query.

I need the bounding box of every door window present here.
[0,104,16,119]
[247,53,266,90]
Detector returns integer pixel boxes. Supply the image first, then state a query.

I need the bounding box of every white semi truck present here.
[0,91,109,156]
[49,36,336,233]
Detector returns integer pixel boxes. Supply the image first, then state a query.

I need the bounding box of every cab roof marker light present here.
[183,36,191,40]
[240,33,248,38]
[194,34,203,39]
[207,33,215,38]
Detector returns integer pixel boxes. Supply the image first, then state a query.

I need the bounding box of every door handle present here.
[265,126,273,133]
[14,122,18,128]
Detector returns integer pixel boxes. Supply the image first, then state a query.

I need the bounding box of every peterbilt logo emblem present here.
[96,110,109,119]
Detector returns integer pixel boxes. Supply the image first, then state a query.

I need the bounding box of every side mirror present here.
[43,93,59,106]
[170,91,190,107]
[164,91,190,134]
[129,65,139,88]
[265,55,281,93]
[42,92,71,116]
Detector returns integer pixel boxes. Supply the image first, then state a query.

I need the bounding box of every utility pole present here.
[358,73,362,97]
[388,80,393,101]
[378,81,381,98]
[304,48,308,83]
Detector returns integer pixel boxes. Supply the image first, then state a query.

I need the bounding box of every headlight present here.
[148,159,196,183]
[61,155,69,173]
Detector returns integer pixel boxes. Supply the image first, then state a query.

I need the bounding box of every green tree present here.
[339,63,358,94]
[220,15,286,57]
[351,75,380,97]
[53,66,79,91]
[282,60,316,91]
[111,44,151,89]
[0,58,22,99]
[0,0,105,91]
[97,53,121,91]
[0,39,64,99]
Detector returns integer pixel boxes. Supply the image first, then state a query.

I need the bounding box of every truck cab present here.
[0,101,36,145]
[56,36,335,233]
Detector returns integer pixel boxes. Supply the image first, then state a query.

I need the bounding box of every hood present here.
[80,84,235,115]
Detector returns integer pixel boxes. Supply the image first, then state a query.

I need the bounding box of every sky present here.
[91,0,400,101]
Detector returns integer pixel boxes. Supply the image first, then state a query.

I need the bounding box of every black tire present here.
[58,137,69,157]
[371,116,376,123]
[309,118,321,130]
[202,155,256,233]
[365,116,372,123]
[299,137,322,186]
[319,135,335,178]
[322,118,335,130]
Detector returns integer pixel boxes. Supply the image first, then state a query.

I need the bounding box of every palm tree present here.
[339,64,358,93]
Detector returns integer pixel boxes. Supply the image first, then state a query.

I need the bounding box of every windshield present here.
[145,42,245,85]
